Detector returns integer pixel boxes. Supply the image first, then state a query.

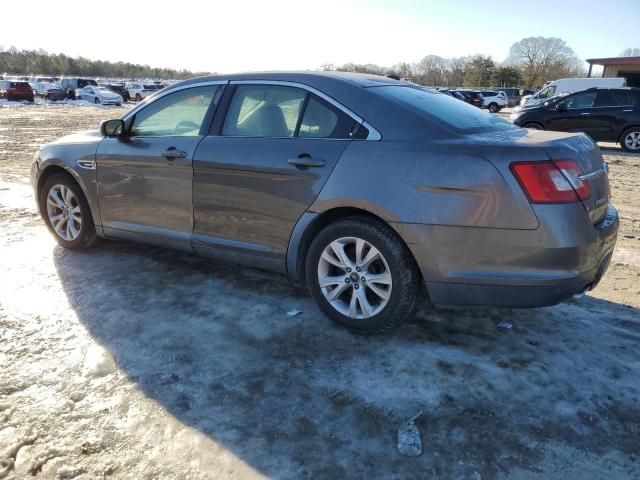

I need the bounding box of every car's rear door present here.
[96,83,223,251]
[192,81,362,271]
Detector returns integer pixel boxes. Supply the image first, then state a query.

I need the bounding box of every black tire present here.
[488,102,499,113]
[135,93,141,102]
[39,173,97,250]
[619,126,640,153]
[94,97,100,104]
[523,122,544,130]
[305,216,420,335]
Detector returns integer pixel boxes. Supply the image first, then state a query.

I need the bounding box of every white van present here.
[520,77,626,107]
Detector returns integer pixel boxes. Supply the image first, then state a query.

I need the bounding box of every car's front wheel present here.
[94,97,100,104]
[39,173,96,249]
[620,127,640,152]
[306,216,420,334]
[523,122,544,130]
[488,102,499,113]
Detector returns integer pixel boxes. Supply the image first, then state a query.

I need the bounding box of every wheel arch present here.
[523,121,545,130]
[286,206,421,285]
[36,164,102,230]
[619,124,640,141]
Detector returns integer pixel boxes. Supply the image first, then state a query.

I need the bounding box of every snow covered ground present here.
[0,106,639,479]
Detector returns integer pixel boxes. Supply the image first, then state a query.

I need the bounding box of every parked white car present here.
[519,77,626,107]
[77,86,123,105]
[125,82,158,101]
[480,90,508,112]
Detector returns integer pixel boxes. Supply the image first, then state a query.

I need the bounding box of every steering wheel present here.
[173,120,200,135]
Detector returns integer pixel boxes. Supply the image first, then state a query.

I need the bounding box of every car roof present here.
[169,71,409,90]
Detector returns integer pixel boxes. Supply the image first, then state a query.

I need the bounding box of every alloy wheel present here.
[46,184,82,241]
[624,131,640,151]
[317,237,392,319]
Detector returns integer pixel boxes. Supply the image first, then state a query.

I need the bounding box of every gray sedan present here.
[30,72,618,334]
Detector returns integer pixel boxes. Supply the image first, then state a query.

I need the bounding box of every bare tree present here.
[620,47,640,57]
[506,37,582,87]
[414,55,448,86]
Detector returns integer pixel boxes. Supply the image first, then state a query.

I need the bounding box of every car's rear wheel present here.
[39,173,96,249]
[306,216,419,334]
[488,102,499,113]
[620,127,640,152]
[523,122,544,130]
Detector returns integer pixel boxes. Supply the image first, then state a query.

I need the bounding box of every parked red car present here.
[0,80,35,102]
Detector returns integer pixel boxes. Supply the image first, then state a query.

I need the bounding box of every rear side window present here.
[131,85,219,137]
[222,85,306,137]
[298,96,355,139]
[610,90,637,106]
[374,86,517,133]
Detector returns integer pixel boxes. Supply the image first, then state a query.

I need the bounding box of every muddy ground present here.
[0,103,639,479]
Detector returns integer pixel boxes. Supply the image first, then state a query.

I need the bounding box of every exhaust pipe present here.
[572,286,590,301]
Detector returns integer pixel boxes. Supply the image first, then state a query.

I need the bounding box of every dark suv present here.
[59,77,98,99]
[511,87,640,152]
[456,90,484,108]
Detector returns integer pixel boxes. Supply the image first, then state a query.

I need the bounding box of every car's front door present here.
[96,84,222,250]
[192,82,362,271]
[547,90,599,136]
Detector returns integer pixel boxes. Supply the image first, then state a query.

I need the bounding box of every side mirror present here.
[556,103,568,112]
[101,119,125,137]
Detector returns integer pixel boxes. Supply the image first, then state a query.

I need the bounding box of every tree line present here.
[0,46,210,80]
[323,37,606,89]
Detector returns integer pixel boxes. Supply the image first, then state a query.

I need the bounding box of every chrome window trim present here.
[229,80,381,140]
[121,81,229,122]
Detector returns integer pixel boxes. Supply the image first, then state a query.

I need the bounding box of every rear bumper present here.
[396,203,619,307]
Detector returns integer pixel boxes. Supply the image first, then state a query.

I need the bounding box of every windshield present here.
[374,86,518,134]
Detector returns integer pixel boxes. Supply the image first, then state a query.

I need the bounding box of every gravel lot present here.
[1,103,639,479]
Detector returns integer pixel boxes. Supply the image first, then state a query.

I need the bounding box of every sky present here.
[2,0,639,73]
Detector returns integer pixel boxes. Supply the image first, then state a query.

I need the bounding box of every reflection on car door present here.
[192,83,360,271]
[96,84,222,251]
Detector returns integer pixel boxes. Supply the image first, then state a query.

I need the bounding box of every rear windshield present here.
[143,84,156,89]
[10,82,30,88]
[375,86,517,133]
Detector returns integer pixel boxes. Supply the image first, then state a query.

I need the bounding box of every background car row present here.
[0,75,167,103]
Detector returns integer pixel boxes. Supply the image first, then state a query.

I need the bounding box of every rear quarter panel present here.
[310,140,540,229]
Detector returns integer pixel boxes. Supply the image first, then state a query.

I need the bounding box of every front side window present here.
[537,86,556,99]
[564,91,597,109]
[222,85,306,137]
[131,85,218,137]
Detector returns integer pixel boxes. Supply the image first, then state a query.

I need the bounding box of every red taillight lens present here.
[510,160,590,204]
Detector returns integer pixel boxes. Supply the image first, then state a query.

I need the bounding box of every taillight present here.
[510,160,590,204]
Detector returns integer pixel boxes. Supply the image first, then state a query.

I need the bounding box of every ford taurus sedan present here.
[31,72,618,334]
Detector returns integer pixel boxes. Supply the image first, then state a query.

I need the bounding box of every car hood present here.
[47,130,103,146]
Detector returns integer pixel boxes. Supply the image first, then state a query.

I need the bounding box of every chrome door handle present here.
[580,112,591,116]
[623,109,633,112]
[288,157,325,168]
[161,147,187,160]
